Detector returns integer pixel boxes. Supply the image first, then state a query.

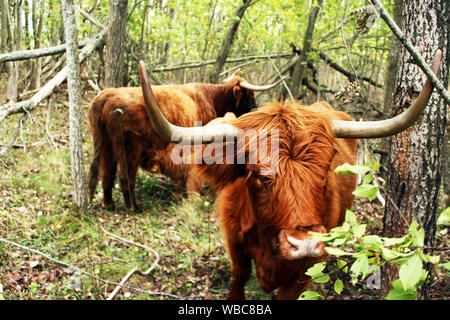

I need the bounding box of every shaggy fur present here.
[195,100,357,299]
[88,77,257,210]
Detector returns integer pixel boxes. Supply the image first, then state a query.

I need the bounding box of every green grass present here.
[0,100,267,300]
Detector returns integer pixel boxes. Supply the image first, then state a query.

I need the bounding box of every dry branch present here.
[0,28,107,124]
[151,53,290,73]
[74,5,106,29]
[101,226,160,300]
[0,40,89,64]
[315,49,383,88]
[0,237,179,299]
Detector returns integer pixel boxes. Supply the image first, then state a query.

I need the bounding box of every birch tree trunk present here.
[381,0,448,299]
[105,0,128,88]
[6,1,21,102]
[0,0,7,53]
[61,0,88,213]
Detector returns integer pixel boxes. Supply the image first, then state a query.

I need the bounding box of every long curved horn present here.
[240,76,288,91]
[332,50,442,139]
[139,61,241,144]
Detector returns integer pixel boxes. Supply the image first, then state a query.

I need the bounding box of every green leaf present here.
[309,231,335,242]
[372,161,381,170]
[385,280,417,300]
[298,290,322,300]
[362,235,383,247]
[363,173,373,184]
[353,224,367,238]
[409,221,425,247]
[345,210,357,225]
[421,253,440,264]
[332,237,347,246]
[382,236,407,246]
[305,262,326,277]
[350,255,369,282]
[331,222,351,234]
[337,259,348,272]
[352,184,378,200]
[441,262,450,271]
[334,163,371,176]
[398,255,423,291]
[334,279,344,294]
[313,274,330,284]
[325,247,352,256]
[437,207,450,226]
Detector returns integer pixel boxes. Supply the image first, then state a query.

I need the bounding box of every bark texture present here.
[381,0,448,299]
[61,0,88,212]
[105,0,128,88]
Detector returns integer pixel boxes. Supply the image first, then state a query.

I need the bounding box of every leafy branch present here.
[299,163,449,300]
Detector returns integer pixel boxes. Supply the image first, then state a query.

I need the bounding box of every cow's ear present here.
[239,202,256,236]
[233,86,243,109]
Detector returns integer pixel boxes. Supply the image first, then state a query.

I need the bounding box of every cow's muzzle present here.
[278,229,327,260]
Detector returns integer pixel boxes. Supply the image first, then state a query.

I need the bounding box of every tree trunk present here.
[289,0,322,99]
[0,0,7,53]
[30,0,45,90]
[209,0,252,83]
[105,0,128,88]
[61,0,88,213]
[379,0,403,181]
[6,1,21,102]
[382,0,404,114]
[381,0,448,299]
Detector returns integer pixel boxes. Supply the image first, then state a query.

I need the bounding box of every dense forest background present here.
[0,0,448,300]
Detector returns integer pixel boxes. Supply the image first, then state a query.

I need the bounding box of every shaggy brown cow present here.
[88,75,284,210]
[138,50,441,299]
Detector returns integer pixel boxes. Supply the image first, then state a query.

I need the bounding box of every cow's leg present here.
[276,274,311,300]
[101,158,117,209]
[117,138,142,211]
[100,137,116,209]
[118,159,140,211]
[225,239,252,300]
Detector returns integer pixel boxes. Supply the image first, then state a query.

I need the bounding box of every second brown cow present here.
[87,75,283,210]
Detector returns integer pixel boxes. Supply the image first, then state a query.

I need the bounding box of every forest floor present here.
[0,83,448,300]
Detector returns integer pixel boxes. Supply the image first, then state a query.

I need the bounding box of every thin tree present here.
[30,0,45,90]
[105,0,128,88]
[289,0,322,99]
[381,0,448,299]
[61,0,88,212]
[209,0,254,83]
[5,0,22,102]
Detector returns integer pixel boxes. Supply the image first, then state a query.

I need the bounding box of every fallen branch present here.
[0,28,107,124]
[107,266,138,300]
[45,98,58,151]
[0,40,89,64]
[152,53,290,73]
[0,237,179,299]
[315,49,383,88]
[100,226,160,275]
[100,226,160,300]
